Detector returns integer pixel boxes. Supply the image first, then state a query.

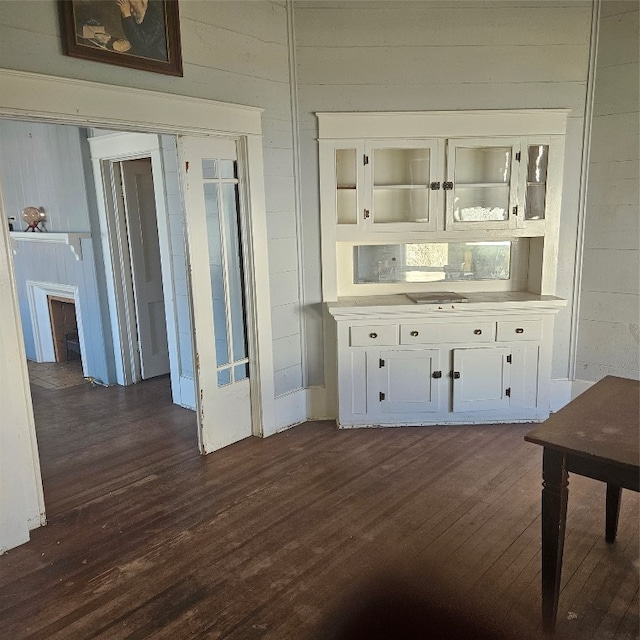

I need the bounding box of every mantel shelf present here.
[10,231,91,261]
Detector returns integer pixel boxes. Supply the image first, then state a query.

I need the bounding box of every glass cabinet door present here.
[524,143,549,221]
[445,138,520,230]
[368,140,440,231]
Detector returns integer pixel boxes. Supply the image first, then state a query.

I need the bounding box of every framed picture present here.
[58,0,183,76]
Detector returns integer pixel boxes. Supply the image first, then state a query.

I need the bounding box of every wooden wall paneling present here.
[0,0,302,400]
[576,2,639,380]
[294,1,593,404]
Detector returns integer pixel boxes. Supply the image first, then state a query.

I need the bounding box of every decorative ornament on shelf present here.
[22,207,46,232]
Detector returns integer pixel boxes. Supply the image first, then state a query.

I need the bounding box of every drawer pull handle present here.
[474,329,482,335]
[410,330,419,337]
[369,332,378,339]
[515,328,524,334]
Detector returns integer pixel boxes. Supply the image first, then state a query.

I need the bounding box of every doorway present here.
[0,70,277,551]
[115,157,170,381]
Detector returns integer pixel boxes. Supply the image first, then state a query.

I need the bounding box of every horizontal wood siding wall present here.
[576,1,640,382]
[0,121,111,385]
[293,0,593,387]
[0,0,302,401]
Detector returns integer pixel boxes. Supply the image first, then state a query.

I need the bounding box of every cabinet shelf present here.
[373,184,428,190]
[455,183,509,189]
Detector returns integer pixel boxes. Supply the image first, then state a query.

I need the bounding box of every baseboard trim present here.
[273,379,594,432]
[571,378,596,400]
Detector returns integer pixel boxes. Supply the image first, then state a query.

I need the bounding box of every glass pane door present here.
[446,139,519,229]
[369,141,439,230]
[203,159,249,388]
[179,136,252,454]
[524,144,549,220]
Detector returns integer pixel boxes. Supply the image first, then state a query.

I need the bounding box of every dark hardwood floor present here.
[0,373,637,639]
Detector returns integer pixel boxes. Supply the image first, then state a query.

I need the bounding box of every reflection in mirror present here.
[525,145,549,220]
[354,241,512,284]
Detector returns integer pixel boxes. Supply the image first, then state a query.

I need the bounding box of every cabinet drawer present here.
[496,320,542,342]
[400,322,495,344]
[350,325,398,347]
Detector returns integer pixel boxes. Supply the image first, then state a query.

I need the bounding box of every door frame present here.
[0,68,277,547]
[88,134,172,389]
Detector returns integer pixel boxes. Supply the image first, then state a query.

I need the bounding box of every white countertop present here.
[327,292,567,319]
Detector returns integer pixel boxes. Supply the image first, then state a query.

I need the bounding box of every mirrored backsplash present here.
[354,241,513,284]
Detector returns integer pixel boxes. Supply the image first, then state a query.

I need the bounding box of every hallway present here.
[29,372,197,517]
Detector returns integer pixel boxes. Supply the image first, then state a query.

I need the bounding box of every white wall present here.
[575,1,639,383]
[293,0,593,394]
[0,0,303,399]
[0,121,114,384]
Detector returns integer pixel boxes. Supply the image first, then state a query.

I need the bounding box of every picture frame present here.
[58,0,183,77]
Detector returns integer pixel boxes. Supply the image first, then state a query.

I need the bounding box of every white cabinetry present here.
[318,110,568,299]
[328,294,565,427]
[319,111,568,428]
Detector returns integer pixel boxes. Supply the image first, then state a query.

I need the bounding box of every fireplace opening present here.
[47,296,80,362]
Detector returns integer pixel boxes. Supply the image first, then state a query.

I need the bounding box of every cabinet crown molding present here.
[317,109,570,139]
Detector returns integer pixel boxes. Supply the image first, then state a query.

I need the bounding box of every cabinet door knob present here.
[450,371,461,379]
[410,330,419,337]
[369,332,378,339]
[432,370,442,379]
[474,329,482,335]
[515,328,524,334]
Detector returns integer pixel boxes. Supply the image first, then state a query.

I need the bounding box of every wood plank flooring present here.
[0,375,637,639]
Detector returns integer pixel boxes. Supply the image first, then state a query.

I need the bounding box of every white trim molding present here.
[0,69,263,136]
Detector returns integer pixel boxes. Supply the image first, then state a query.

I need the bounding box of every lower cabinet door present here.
[452,347,511,412]
[371,349,441,414]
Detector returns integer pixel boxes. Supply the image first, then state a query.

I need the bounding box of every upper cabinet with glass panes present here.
[331,136,556,235]
[335,140,441,231]
[317,111,568,298]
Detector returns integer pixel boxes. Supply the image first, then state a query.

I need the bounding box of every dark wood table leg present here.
[605,484,622,543]
[541,448,569,632]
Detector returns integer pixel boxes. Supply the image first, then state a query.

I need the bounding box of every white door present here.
[179,136,253,452]
[121,158,170,379]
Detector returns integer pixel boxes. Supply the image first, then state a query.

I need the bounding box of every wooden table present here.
[524,376,639,631]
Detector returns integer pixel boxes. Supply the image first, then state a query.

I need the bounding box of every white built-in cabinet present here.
[319,111,569,428]
[328,295,565,426]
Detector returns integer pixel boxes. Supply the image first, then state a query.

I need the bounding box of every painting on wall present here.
[58,0,183,76]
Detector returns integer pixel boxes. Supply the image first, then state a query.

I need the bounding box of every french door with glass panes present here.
[179,136,253,453]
